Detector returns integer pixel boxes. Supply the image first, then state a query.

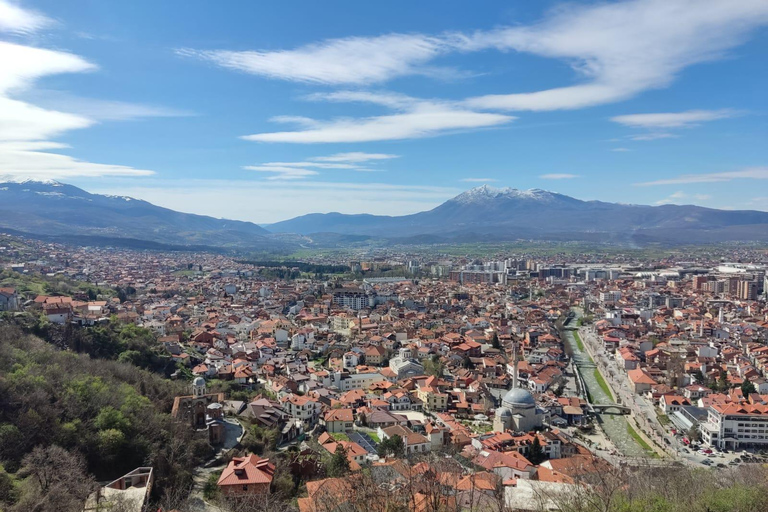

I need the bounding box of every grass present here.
[330,432,350,442]
[626,422,658,457]
[593,369,614,401]
[573,331,585,352]
[656,410,671,427]
[368,433,380,443]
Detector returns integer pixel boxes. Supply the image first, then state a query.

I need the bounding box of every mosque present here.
[493,344,544,432]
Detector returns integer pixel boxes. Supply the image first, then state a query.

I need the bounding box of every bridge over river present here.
[561,310,650,458]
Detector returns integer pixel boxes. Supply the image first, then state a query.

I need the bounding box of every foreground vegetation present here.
[0,326,208,511]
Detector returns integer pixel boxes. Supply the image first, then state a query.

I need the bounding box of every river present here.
[562,317,649,458]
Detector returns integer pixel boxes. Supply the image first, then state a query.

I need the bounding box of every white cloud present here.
[611,147,631,152]
[0,0,51,34]
[464,0,768,111]
[243,165,319,180]
[636,167,768,186]
[244,92,514,143]
[539,173,578,180]
[0,141,154,178]
[611,109,740,129]
[244,151,397,180]
[654,191,711,205]
[629,132,678,141]
[185,0,768,144]
[177,33,457,85]
[461,178,498,182]
[311,152,398,163]
[20,90,193,121]
[0,4,159,179]
[88,180,461,223]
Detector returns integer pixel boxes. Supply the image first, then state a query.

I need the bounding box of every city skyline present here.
[1,0,767,223]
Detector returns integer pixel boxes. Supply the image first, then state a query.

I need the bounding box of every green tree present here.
[327,444,350,477]
[377,434,405,459]
[528,436,545,464]
[742,380,757,396]
[491,333,501,350]
[424,355,445,377]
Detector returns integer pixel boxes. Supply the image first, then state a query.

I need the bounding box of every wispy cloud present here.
[177,33,458,85]
[244,152,397,180]
[311,152,398,163]
[0,1,159,179]
[629,132,678,141]
[540,173,578,180]
[21,90,194,121]
[637,167,768,186]
[611,147,631,152]
[182,1,768,114]
[461,178,498,182]
[654,191,712,205]
[0,0,51,34]
[611,109,740,129]
[243,91,514,143]
[464,1,768,111]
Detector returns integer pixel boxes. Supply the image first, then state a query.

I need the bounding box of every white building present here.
[700,402,768,450]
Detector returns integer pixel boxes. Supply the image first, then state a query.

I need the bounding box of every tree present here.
[424,355,445,377]
[327,444,350,477]
[528,436,545,464]
[687,425,701,443]
[13,445,96,512]
[377,434,405,459]
[742,380,757,396]
[491,332,501,350]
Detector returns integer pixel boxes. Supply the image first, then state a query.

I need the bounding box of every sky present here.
[0,0,767,223]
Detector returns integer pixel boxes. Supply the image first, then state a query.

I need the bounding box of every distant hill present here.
[267,185,768,244]
[0,178,273,249]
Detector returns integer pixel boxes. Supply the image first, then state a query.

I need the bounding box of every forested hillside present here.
[0,326,209,512]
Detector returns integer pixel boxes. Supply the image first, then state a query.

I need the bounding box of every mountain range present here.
[1,180,767,249]
[268,185,768,244]
[0,178,271,250]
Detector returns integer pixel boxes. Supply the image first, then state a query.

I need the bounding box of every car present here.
[703,449,713,454]
[682,448,690,453]
[702,460,712,465]
[717,463,726,468]
[733,457,741,463]
[729,461,739,465]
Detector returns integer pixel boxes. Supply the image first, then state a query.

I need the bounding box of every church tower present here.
[192,377,206,398]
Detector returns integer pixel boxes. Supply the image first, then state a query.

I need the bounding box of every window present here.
[243,485,248,491]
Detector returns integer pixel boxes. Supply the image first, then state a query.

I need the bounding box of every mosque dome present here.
[192,377,206,388]
[502,388,536,408]
[496,407,513,418]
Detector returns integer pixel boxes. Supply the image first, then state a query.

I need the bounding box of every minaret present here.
[718,307,724,324]
[512,340,519,389]
[699,318,704,337]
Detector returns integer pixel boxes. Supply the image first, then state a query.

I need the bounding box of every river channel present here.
[562,321,649,458]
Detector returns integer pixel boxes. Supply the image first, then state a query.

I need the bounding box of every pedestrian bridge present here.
[591,404,632,415]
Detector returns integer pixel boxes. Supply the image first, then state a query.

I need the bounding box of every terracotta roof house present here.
[217,454,275,496]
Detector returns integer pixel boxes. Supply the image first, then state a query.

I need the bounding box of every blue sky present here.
[1,0,767,223]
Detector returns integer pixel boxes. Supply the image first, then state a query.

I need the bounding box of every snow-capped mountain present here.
[267,185,768,244]
[451,185,561,204]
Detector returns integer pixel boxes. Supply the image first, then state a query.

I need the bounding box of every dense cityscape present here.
[1,233,767,511]
[2,0,768,510]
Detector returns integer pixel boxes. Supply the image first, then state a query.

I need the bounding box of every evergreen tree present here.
[327,444,350,477]
[741,380,757,396]
[528,436,545,464]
